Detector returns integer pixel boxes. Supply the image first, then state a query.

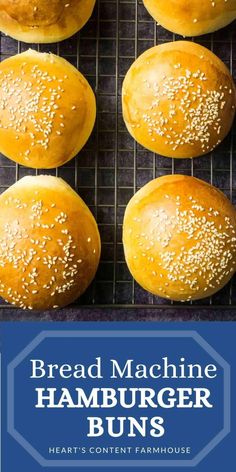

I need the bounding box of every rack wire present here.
[0,0,235,310]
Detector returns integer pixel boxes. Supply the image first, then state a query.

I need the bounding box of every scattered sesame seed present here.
[127,187,236,300]
[0,186,99,309]
[126,55,234,155]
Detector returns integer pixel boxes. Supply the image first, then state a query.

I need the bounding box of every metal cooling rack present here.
[0,0,235,310]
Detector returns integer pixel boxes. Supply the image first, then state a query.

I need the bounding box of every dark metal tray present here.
[0,0,235,314]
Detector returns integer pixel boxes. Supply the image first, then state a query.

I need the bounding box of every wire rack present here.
[0,0,235,310]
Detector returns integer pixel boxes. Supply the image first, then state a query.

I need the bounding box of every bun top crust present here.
[122,41,236,159]
[143,0,236,36]
[0,176,101,310]
[0,50,96,169]
[123,175,236,301]
[1,0,64,26]
[0,0,96,43]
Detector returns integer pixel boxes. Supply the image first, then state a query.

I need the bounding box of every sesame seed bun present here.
[0,175,101,310]
[143,0,236,37]
[122,41,236,159]
[123,175,236,302]
[0,0,95,43]
[0,49,96,169]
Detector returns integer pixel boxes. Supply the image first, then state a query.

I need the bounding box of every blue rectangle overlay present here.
[0,322,235,472]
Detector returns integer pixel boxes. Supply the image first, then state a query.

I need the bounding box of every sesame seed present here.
[128,58,234,154]
[0,60,68,157]
[128,189,236,299]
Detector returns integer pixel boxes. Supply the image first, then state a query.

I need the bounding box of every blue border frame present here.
[7,330,230,468]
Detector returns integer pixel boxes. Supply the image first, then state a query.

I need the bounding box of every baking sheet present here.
[0,0,235,312]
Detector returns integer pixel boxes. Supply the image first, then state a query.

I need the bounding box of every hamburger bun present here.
[143,0,236,37]
[122,41,236,159]
[0,175,101,310]
[123,175,236,302]
[0,0,96,43]
[0,49,96,169]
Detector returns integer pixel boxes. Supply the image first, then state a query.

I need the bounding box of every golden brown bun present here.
[123,175,236,302]
[122,41,236,159]
[0,175,101,310]
[143,0,236,37]
[0,49,96,169]
[0,0,95,43]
